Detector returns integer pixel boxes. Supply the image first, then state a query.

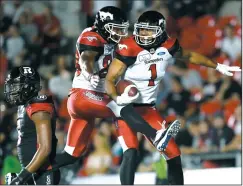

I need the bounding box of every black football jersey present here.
[16,95,58,169]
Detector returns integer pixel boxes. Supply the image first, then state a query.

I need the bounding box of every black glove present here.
[5,173,18,185]
[10,169,32,185]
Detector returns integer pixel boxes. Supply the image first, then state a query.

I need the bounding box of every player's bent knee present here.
[167,155,181,164]
[123,148,138,161]
[64,145,76,156]
[64,145,84,159]
[118,136,138,152]
[65,143,87,158]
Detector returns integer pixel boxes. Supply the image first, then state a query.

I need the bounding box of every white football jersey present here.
[116,37,180,104]
[72,27,115,93]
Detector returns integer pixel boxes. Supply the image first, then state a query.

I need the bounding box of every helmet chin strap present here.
[135,35,156,46]
[134,23,164,46]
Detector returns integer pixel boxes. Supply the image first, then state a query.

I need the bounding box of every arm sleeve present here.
[168,39,181,56]
[76,32,104,54]
[115,52,137,67]
[26,103,54,118]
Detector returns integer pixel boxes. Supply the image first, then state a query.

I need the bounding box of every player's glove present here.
[216,63,241,76]
[89,75,100,88]
[9,169,31,185]
[82,70,100,88]
[5,173,18,185]
[116,85,139,106]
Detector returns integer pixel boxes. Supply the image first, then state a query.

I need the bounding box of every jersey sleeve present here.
[162,38,181,56]
[168,39,181,56]
[165,39,181,56]
[76,31,104,54]
[26,95,54,118]
[115,38,137,67]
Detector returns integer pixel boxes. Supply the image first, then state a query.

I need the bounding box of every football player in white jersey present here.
[45,7,174,174]
[105,11,241,185]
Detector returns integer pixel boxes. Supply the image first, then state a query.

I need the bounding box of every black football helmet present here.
[4,66,41,105]
[94,6,129,43]
[133,11,168,48]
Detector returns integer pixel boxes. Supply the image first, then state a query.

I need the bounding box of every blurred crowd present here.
[0,0,242,184]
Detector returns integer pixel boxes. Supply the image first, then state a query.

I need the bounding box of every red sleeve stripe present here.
[26,103,54,118]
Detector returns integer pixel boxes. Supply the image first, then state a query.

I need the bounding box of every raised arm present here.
[174,45,241,76]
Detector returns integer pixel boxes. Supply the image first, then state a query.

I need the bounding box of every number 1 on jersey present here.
[148,64,157,86]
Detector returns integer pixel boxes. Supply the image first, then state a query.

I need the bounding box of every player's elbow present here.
[40,143,52,157]
[42,148,51,158]
[105,76,113,84]
[105,81,115,95]
[106,75,118,88]
[105,78,113,88]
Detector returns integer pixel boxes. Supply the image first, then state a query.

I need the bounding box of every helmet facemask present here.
[4,81,41,105]
[4,82,22,105]
[133,23,163,46]
[104,22,129,43]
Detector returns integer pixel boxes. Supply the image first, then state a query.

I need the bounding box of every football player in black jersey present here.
[4,66,60,185]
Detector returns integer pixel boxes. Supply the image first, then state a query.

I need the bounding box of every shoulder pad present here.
[115,37,142,66]
[77,28,106,50]
[116,37,143,57]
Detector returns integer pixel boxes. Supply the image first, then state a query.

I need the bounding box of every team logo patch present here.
[139,53,151,62]
[37,95,47,100]
[83,36,97,42]
[19,67,35,76]
[118,44,128,50]
[99,11,114,21]
[159,19,165,25]
[157,52,166,56]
